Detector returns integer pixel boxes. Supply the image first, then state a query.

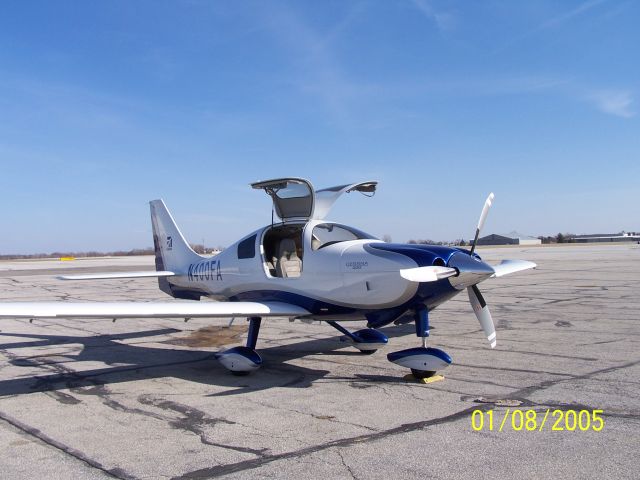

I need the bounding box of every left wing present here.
[57,271,175,281]
[0,301,310,319]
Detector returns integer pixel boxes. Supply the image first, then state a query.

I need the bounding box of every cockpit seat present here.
[276,238,301,278]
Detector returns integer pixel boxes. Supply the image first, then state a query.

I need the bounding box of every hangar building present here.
[476,231,542,246]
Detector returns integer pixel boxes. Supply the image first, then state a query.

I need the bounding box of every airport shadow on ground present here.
[0,323,415,397]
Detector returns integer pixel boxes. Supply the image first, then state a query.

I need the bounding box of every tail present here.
[150,199,204,299]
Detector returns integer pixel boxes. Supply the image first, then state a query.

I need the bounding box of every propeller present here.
[469,192,494,256]
[467,192,496,347]
[468,285,496,348]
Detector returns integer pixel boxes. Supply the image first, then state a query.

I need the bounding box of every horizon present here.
[3,229,638,257]
[1,1,638,254]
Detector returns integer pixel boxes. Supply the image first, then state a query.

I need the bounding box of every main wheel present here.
[410,368,437,379]
[358,349,377,355]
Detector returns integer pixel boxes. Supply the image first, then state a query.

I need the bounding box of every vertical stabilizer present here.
[150,199,204,299]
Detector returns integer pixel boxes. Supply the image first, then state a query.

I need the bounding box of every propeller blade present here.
[468,285,496,348]
[470,192,495,255]
[400,266,458,283]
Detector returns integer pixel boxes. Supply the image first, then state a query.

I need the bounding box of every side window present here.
[238,235,256,259]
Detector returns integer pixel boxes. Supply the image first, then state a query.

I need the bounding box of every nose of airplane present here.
[447,251,495,290]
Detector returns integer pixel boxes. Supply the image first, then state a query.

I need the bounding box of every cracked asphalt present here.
[0,244,638,479]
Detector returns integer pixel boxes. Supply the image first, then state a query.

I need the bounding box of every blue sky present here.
[1,0,638,253]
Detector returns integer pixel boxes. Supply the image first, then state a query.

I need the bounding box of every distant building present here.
[476,231,542,246]
[573,232,640,243]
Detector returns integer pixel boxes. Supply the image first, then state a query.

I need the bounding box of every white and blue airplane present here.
[0,178,535,378]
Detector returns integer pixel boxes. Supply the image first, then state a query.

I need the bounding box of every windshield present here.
[311,223,377,250]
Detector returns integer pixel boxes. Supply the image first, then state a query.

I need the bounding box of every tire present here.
[410,369,437,379]
[359,349,377,355]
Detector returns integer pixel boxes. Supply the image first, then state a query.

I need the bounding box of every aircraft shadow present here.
[0,324,415,398]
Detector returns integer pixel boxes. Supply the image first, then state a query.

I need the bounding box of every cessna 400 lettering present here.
[0,178,535,378]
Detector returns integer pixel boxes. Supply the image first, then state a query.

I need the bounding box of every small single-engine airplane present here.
[1,178,535,378]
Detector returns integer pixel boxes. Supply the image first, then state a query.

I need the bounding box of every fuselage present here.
[166,219,487,328]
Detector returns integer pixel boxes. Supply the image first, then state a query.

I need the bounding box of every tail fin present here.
[150,199,204,298]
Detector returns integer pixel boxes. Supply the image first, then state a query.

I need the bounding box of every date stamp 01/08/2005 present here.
[471,409,605,432]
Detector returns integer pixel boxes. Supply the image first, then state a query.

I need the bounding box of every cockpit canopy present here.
[311,223,375,250]
[251,177,377,222]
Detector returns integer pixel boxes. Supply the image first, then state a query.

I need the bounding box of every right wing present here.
[491,260,537,278]
[0,301,310,319]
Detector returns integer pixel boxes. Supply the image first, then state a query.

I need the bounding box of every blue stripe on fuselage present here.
[367,243,462,266]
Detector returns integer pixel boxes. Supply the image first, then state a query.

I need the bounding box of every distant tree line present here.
[407,239,468,246]
[1,244,226,260]
[538,233,576,244]
[404,233,578,246]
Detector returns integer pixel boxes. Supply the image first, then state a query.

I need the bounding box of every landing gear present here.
[386,307,452,378]
[217,316,263,375]
[327,321,388,354]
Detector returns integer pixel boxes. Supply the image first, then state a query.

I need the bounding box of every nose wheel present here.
[411,368,436,379]
[387,307,452,378]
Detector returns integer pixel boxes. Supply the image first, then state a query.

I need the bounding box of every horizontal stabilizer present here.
[491,260,537,278]
[0,301,310,319]
[58,271,175,281]
[399,266,458,283]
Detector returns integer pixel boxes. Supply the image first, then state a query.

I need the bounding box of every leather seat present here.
[275,238,301,278]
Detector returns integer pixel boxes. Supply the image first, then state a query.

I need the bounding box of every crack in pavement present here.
[137,395,268,457]
[337,448,359,480]
[171,405,479,479]
[0,409,137,480]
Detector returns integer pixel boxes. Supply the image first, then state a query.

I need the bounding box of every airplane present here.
[0,178,535,379]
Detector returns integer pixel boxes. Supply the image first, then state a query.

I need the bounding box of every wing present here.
[491,260,537,278]
[57,271,175,281]
[0,301,310,319]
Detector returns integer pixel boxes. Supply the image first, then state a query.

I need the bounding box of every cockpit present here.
[251,178,378,279]
[261,222,376,278]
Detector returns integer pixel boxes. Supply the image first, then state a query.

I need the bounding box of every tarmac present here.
[0,244,638,479]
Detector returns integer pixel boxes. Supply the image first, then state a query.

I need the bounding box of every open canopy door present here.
[251,178,315,221]
[314,181,377,220]
[252,178,377,222]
